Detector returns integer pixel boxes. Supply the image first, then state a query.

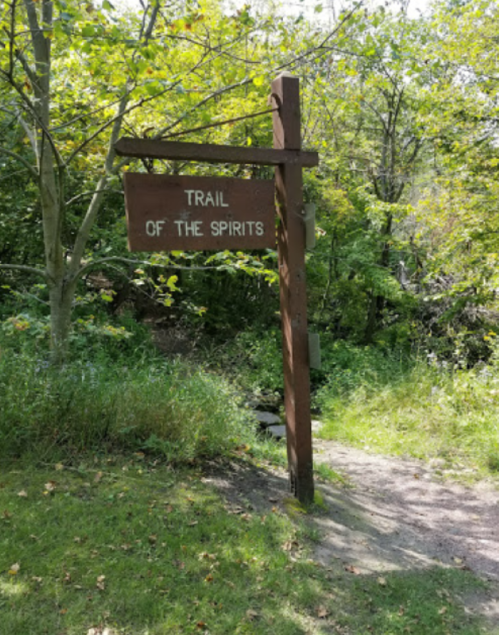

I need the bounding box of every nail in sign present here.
[124,174,276,251]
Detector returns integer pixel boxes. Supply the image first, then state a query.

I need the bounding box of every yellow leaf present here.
[8,563,20,575]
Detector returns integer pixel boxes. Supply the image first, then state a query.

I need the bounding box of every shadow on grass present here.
[0,457,492,635]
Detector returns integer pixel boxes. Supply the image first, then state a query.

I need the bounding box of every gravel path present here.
[314,439,499,580]
[205,434,499,627]
[313,438,499,625]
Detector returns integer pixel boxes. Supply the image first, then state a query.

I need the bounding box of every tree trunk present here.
[48,273,75,365]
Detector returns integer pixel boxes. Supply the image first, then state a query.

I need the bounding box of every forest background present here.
[1,0,499,475]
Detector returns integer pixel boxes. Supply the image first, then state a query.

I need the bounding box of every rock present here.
[253,411,282,427]
[266,424,286,440]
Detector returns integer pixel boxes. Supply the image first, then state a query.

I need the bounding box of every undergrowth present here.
[316,342,499,478]
[0,332,254,463]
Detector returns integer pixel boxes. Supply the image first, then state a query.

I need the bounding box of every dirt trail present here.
[313,439,499,583]
[205,436,499,627]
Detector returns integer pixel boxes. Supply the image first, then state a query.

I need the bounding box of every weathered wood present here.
[124,174,276,251]
[273,73,314,504]
[115,137,319,167]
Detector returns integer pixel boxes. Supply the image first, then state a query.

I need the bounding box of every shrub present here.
[0,338,253,463]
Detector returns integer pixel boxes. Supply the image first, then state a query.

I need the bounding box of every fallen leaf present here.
[59,608,67,615]
[453,557,463,565]
[204,574,214,582]
[282,540,300,551]
[246,609,259,621]
[2,510,11,519]
[94,472,103,484]
[344,564,361,575]
[8,563,20,575]
[64,572,71,583]
[438,606,447,615]
[316,605,329,618]
[17,490,28,498]
[196,622,206,629]
[55,463,64,471]
[377,576,387,586]
[188,521,198,527]
[44,480,57,492]
[96,575,106,591]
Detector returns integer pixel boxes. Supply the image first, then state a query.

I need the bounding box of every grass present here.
[0,345,254,463]
[0,456,491,635]
[317,353,499,480]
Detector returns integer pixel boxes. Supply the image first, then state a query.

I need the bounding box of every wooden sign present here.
[124,173,276,251]
[116,73,319,504]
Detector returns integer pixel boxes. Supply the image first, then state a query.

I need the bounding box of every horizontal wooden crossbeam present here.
[115,137,319,167]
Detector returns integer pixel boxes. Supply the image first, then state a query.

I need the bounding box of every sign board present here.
[124,173,276,251]
[116,73,318,504]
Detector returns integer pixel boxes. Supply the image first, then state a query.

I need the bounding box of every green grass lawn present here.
[0,454,490,635]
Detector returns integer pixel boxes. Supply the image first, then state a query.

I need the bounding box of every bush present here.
[317,345,499,476]
[0,337,253,463]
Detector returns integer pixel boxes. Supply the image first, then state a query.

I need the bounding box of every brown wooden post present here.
[272,72,314,504]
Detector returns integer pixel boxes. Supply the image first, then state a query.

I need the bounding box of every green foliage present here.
[315,339,411,397]
[0,335,252,463]
[317,345,499,479]
[203,327,284,395]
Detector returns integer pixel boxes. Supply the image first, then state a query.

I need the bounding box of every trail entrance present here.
[116,73,319,504]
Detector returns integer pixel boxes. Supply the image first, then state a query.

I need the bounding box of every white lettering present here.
[185,221,203,236]
[184,190,195,205]
[210,220,219,236]
[174,220,184,236]
[205,191,214,207]
[195,191,204,207]
[209,220,267,237]
[146,220,157,236]
[174,220,204,236]
[220,191,229,207]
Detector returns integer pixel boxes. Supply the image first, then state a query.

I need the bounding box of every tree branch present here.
[75,256,217,281]
[0,145,38,179]
[0,263,50,281]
